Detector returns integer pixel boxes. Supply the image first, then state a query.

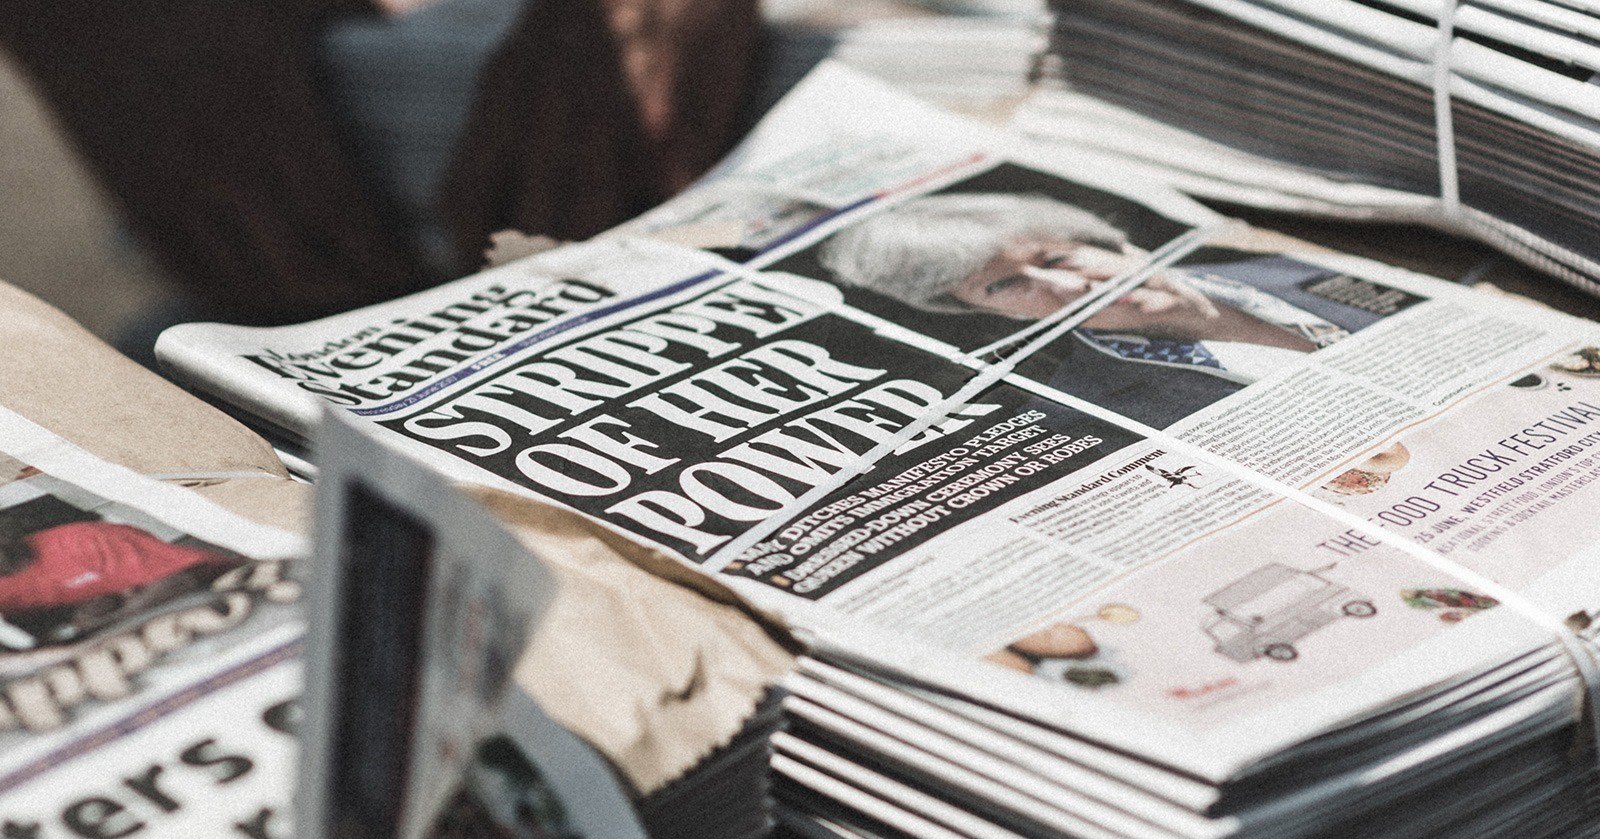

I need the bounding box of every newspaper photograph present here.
[0,408,304,788]
[759,161,1199,354]
[1007,243,1428,429]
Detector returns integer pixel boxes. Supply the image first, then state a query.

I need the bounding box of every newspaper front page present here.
[156,64,1600,783]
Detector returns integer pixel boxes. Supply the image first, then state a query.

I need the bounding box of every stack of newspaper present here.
[298,415,793,839]
[157,65,1600,836]
[1020,0,1600,296]
[0,282,796,837]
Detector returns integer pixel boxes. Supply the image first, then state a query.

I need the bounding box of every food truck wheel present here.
[1262,643,1298,662]
[1342,600,1377,617]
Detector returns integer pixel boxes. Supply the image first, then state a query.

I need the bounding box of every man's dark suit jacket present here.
[1045,255,1394,429]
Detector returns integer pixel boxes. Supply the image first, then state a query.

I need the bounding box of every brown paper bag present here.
[0,282,287,478]
[473,487,797,795]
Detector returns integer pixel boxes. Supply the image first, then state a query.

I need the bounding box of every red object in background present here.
[0,522,232,612]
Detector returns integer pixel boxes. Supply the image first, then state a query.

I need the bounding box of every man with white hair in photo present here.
[818,192,1395,427]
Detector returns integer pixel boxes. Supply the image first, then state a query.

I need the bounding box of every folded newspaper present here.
[158,64,1600,835]
[1021,0,1600,296]
[299,414,794,839]
[0,279,308,531]
[0,409,305,838]
[0,280,794,836]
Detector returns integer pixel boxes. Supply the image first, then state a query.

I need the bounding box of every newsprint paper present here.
[0,408,304,838]
[158,64,1600,786]
[299,412,647,839]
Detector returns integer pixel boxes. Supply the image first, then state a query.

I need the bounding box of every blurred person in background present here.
[0,0,759,342]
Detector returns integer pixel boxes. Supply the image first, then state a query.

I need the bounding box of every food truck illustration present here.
[1203,563,1377,663]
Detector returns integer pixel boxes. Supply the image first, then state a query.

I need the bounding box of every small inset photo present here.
[428,735,583,839]
[1012,244,1427,429]
[986,604,1142,691]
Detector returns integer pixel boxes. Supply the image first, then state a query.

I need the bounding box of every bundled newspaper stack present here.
[298,415,793,839]
[157,65,1600,837]
[775,648,1600,838]
[1019,0,1600,296]
[0,282,796,837]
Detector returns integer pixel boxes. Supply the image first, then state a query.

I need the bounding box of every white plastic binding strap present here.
[142,470,285,482]
[703,224,1223,572]
[1024,390,1600,759]
[1432,0,1463,217]
[709,225,1600,757]
[1428,0,1600,753]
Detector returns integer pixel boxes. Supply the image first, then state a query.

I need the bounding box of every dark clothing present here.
[0,0,755,323]
[439,0,763,258]
[1183,255,1388,333]
[437,0,664,265]
[0,522,229,611]
[0,0,431,323]
[1046,333,1245,430]
[1042,255,1389,429]
[316,0,531,271]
